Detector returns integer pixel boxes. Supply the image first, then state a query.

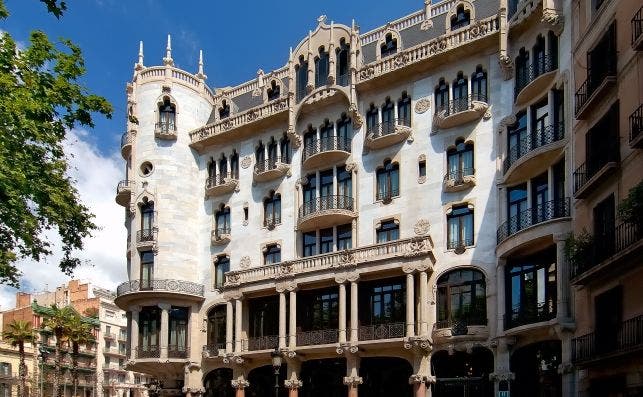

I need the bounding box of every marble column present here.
[338,282,347,343]
[350,281,358,343]
[159,303,170,359]
[129,306,140,360]
[289,290,297,349]
[419,271,429,336]
[406,272,416,337]
[279,291,287,349]
[235,299,243,353]
[555,236,570,320]
[226,301,234,354]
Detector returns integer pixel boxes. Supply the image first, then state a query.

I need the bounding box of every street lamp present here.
[270,349,282,397]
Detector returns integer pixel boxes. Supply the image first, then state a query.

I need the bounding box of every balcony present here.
[572,315,643,365]
[154,121,177,140]
[376,185,400,204]
[211,226,231,246]
[514,55,558,106]
[575,55,617,119]
[503,123,565,184]
[433,315,488,342]
[297,195,356,231]
[168,345,188,359]
[103,347,127,357]
[205,173,239,198]
[433,94,489,130]
[573,154,619,199]
[115,180,134,207]
[358,322,405,342]
[633,6,643,50]
[296,329,339,347]
[364,119,412,151]
[136,228,156,251]
[115,279,205,309]
[202,343,226,358]
[120,132,133,159]
[504,302,556,330]
[245,335,279,351]
[135,346,160,359]
[630,104,643,148]
[302,136,351,170]
[104,332,117,340]
[253,157,290,183]
[497,198,571,245]
[570,221,642,284]
[443,168,476,192]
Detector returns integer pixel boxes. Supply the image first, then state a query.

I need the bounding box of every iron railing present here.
[376,185,400,201]
[116,279,205,297]
[434,313,488,334]
[514,54,557,98]
[434,377,491,397]
[447,236,474,251]
[497,198,571,244]
[136,228,156,243]
[570,221,641,279]
[443,167,475,185]
[358,322,405,341]
[573,147,619,194]
[116,179,133,194]
[366,118,411,138]
[168,345,188,358]
[255,156,289,173]
[504,301,555,330]
[136,346,160,359]
[206,172,239,188]
[155,121,176,133]
[572,315,643,363]
[298,195,354,219]
[121,132,132,148]
[632,6,643,45]
[296,329,339,346]
[203,343,226,356]
[575,53,617,115]
[503,122,565,173]
[246,335,279,351]
[435,93,488,116]
[213,226,231,239]
[630,104,642,144]
[103,332,117,340]
[302,136,351,161]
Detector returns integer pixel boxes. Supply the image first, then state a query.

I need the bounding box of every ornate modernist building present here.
[112,0,639,395]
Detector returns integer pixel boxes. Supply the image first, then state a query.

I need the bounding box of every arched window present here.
[471,65,488,102]
[366,103,379,134]
[450,5,471,30]
[381,97,395,133]
[515,48,529,96]
[215,205,231,237]
[319,119,334,151]
[376,160,400,201]
[256,141,265,167]
[303,125,316,154]
[380,33,398,58]
[280,133,291,164]
[336,38,350,86]
[230,150,239,179]
[447,205,474,249]
[447,138,474,180]
[452,72,468,113]
[267,80,280,101]
[437,269,487,328]
[218,154,228,180]
[548,31,559,69]
[267,137,278,166]
[264,191,281,227]
[207,306,226,349]
[435,78,449,112]
[397,91,411,127]
[140,201,154,236]
[533,35,546,76]
[296,56,308,102]
[207,158,216,178]
[315,46,330,88]
[218,100,230,119]
[214,256,230,289]
[337,165,352,199]
[336,113,352,147]
[158,98,176,132]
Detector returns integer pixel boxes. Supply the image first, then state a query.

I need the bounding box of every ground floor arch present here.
[432,347,494,397]
[359,357,413,397]
[204,368,234,397]
[510,340,561,397]
[300,358,346,397]
[247,364,288,397]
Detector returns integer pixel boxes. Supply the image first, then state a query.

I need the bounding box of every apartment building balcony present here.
[296,329,339,347]
[573,152,619,199]
[574,51,617,119]
[114,278,205,309]
[433,314,488,343]
[205,173,239,198]
[211,226,231,246]
[253,157,290,182]
[433,94,489,129]
[202,343,226,358]
[168,345,189,359]
[115,180,134,207]
[364,119,412,151]
[503,123,565,184]
[120,131,132,159]
[504,302,556,330]
[302,136,351,170]
[297,195,356,231]
[572,315,643,365]
[103,332,117,340]
[514,55,558,107]
[134,346,160,359]
[443,168,476,192]
[629,104,643,148]
[497,198,571,247]
[633,6,643,50]
[358,322,405,342]
[570,221,642,285]
[154,121,177,140]
[135,228,156,251]
[103,347,127,358]
[245,335,279,351]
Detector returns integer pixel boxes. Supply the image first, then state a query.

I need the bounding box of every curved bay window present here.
[218,100,230,119]
[157,98,176,133]
[437,269,487,330]
[264,244,281,265]
[397,91,411,127]
[267,80,280,101]
[505,248,557,329]
[452,72,469,113]
[315,46,330,88]
[168,306,188,357]
[450,5,471,30]
[139,306,160,358]
[207,306,226,350]
[215,205,231,237]
[264,191,281,227]
[447,138,474,181]
[280,133,291,164]
[336,38,350,86]
[214,255,230,289]
[366,103,379,134]
[380,33,398,58]
[447,205,474,249]
[296,56,308,101]
[471,65,487,102]
[435,78,449,112]
[376,160,400,201]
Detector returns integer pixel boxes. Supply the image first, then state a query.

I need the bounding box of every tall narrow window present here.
[280,133,291,164]
[381,97,395,133]
[593,194,615,262]
[337,224,352,250]
[437,269,487,328]
[319,120,334,152]
[218,100,230,119]
[553,89,564,137]
[140,251,154,289]
[207,306,226,349]
[139,306,160,355]
[376,160,400,201]
[397,91,411,127]
[377,220,399,243]
[450,5,471,30]
[548,31,559,69]
[214,256,230,289]
[302,173,317,204]
[531,173,549,224]
[337,165,352,200]
[207,158,216,179]
[264,191,281,227]
[267,138,278,168]
[230,150,239,179]
[264,244,281,265]
[168,307,188,355]
[267,80,280,101]
[380,33,398,58]
[447,139,474,181]
[218,154,228,181]
[515,48,529,96]
[315,47,329,88]
[255,141,265,172]
[158,98,176,132]
[336,39,350,86]
[507,184,528,235]
[366,104,379,135]
[452,72,468,113]
[215,205,231,237]
[140,202,154,241]
[507,111,528,164]
[533,35,546,77]
[296,56,308,101]
[336,113,352,148]
[319,227,333,254]
[359,278,406,327]
[435,78,449,112]
[303,126,316,156]
[303,231,317,257]
[531,98,549,146]
[447,205,474,249]
[471,66,487,102]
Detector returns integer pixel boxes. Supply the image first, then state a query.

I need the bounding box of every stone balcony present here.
[443,168,476,192]
[364,119,412,151]
[205,173,239,198]
[115,180,134,207]
[253,157,291,183]
[154,121,177,140]
[135,228,156,251]
[211,227,231,246]
[297,195,356,231]
[114,279,205,309]
[301,136,351,170]
[432,315,489,345]
[120,131,133,159]
[514,54,558,107]
[433,94,489,130]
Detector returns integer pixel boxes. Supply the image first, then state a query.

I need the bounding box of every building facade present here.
[111,0,637,395]
[0,339,37,397]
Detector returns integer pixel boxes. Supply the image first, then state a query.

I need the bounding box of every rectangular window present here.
[140,251,154,289]
[214,256,230,289]
[319,170,333,198]
[418,160,426,178]
[377,220,399,243]
[507,184,528,234]
[319,228,334,254]
[298,288,339,331]
[337,166,352,198]
[303,231,317,257]
[168,307,189,353]
[531,173,549,223]
[337,224,352,250]
[264,245,281,265]
[139,306,160,354]
[593,194,615,261]
[447,206,474,248]
[249,296,279,338]
[359,278,405,326]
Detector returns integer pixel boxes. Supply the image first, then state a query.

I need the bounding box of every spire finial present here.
[135,41,144,71]
[196,49,207,80]
[163,34,174,66]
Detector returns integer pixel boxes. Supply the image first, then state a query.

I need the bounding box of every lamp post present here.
[270,349,282,397]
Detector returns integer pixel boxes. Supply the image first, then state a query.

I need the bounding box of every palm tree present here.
[66,314,94,397]
[42,305,76,397]
[2,320,36,397]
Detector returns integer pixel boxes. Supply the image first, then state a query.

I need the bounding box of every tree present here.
[0,0,113,287]
[66,314,94,397]
[2,320,36,397]
[42,305,76,397]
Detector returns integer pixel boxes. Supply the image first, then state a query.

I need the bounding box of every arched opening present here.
[380,33,398,58]
[247,364,288,397]
[435,78,450,112]
[215,204,231,237]
[436,268,486,330]
[450,5,471,30]
[267,80,280,101]
[471,65,488,102]
[360,357,412,397]
[315,46,330,88]
[432,347,494,397]
[452,71,468,113]
[300,358,346,397]
[296,56,308,102]
[398,91,411,127]
[204,368,234,397]
[446,138,475,183]
[206,306,226,351]
[376,159,400,201]
[218,100,230,119]
[336,38,350,86]
[510,341,561,397]
[157,97,176,132]
[381,97,395,133]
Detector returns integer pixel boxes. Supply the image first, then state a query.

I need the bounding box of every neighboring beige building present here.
[568,0,643,395]
[0,339,37,397]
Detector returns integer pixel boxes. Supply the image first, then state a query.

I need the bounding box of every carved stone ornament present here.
[338,250,356,266]
[274,261,294,279]
[231,379,249,389]
[403,239,428,258]
[542,9,564,35]
[343,376,363,387]
[420,19,433,30]
[239,256,251,269]
[418,176,427,184]
[287,129,302,149]
[497,114,517,134]
[498,54,514,80]
[414,219,431,236]
[284,379,303,389]
[252,87,262,97]
[414,97,431,114]
[345,162,358,173]
[349,103,364,129]
[240,156,252,169]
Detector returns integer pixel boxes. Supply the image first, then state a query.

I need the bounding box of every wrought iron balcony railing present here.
[366,118,412,138]
[116,179,133,194]
[168,345,188,358]
[213,226,231,239]
[254,156,289,173]
[136,228,156,244]
[443,167,475,184]
[573,147,619,195]
[435,93,488,117]
[504,301,556,330]
[135,346,160,359]
[203,343,226,356]
[206,172,239,189]
[116,279,205,298]
[514,54,557,98]
[376,185,400,202]
[434,313,488,335]
[447,237,474,251]
[572,315,643,363]
[503,122,565,173]
[155,121,176,133]
[120,132,132,148]
[296,328,339,346]
[630,104,642,144]
[632,6,643,46]
[497,198,571,244]
[298,195,355,219]
[358,322,405,341]
[575,53,617,115]
[302,136,351,162]
[246,335,279,351]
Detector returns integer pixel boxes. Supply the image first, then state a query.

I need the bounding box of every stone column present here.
[406,272,416,337]
[235,299,243,353]
[350,281,358,343]
[232,378,249,397]
[555,235,570,320]
[279,291,287,349]
[285,380,303,397]
[393,100,399,124]
[419,271,429,336]
[289,290,297,349]
[497,258,507,332]
[158,303,170,359]
[338,282,347,343]
[226,301,234,354]
[129,306,140,360]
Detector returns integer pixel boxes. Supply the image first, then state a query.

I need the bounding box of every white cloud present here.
[0,129,126,310]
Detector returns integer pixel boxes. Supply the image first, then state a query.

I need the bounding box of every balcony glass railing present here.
[497,198,571,244]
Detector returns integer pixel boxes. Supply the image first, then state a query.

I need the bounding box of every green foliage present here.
[564,230,594,270]
[618,181,643,226]
[0,0,112,287]
[82,306,99,319]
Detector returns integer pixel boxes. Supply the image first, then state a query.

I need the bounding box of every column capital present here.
[231,379,249,390]
[223,290,243,301]
[276,280,298,293]
[158,303,171,311]
[342,376,363,387]
[403,336,433,352]
[408,374,435,385]
[284,379,303,389]
[336,343,359,355]
[128,305,142,313]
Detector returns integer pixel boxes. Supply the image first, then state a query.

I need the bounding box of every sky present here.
[0,0,422,309]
